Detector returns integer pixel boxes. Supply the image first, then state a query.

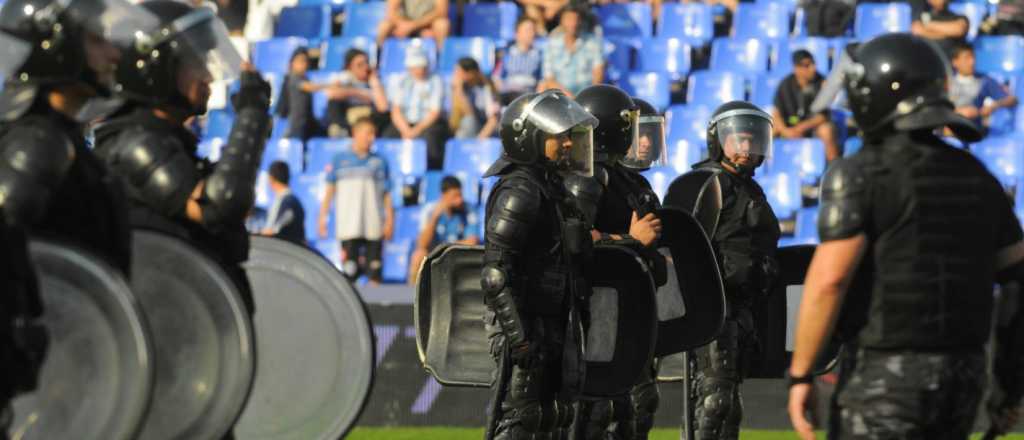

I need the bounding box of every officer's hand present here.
[629,211,661,247]
[788,382,817,440]
[231,71,272,112]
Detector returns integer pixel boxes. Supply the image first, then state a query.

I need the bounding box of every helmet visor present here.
[65,0,160,47]
[0,30,32,79]
[522,89,599,135]
[552,124,595,177]
[714,110,773,160]
[620,114,667,169]
[160,7,242,82]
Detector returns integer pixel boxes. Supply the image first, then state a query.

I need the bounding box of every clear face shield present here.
[60,0,160,47]
[714,110,773,168]
[0,30,32,79]
[620,114,667,170]
[553,123,596,177]
[137,6,242,83]
[518,89,599,176]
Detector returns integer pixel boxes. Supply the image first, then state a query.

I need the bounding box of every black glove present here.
[8,318,48,393]
[509,340,540,369]
[231,71,272,112]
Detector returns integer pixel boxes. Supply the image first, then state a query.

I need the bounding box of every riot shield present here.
[652,207,726,357]
[9,240,153,440]
[234,236,375,440]
[129,230,255,440]
[663,169,723,238]
[415,244,658,395]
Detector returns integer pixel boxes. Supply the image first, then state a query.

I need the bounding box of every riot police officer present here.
[688,101,780,440]
[567,86,666,440]
[0,0,156,425]
[788,33,1024,440]
[91,0,271,313]
[482,90,598,440]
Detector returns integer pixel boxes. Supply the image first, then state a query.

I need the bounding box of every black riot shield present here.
[415,244,658,395]
[652,207,726,357]
[129,230,256,440]
[235,236,375,440]
[9,240,154,440]
[747,244,842,378]
[663,169,723,238]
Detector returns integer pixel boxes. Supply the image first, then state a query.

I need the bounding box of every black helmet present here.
[575,84,639,163]
[706,101,773,175]
[843,33,981,142]
[115,0,242,115]
[622,97,667,171]
[0,0,157,117]
[499,90,599,176]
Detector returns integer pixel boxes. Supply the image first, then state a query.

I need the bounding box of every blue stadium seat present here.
[480,176,498,207]
[973,134,1024,187]
[276,5,332,41]
[197,137,225,161]
[376,138,428,176]
[439,37,497,75]
[657,3,713,46]
[854,3,911,41]
[205,110,234,139]
[298,0,345,10]
[666,104,713,142]
[844,136,862,157]
[686,70,747,108]
[637,38,692,80]
[793,207,819,244]
[419,171,445,204]
[667,136,704,174]
[756,0,797,12]
[443,138,503,176]
[320,37,378,70]
[343,2,387,38]
[766,138,826,182]
[949,1,986,41]
[772,37,830,73]
[710,38,770,73]
[252,37,309,74]
[382,239,414,283]
[308,70,342,120]
[755,171,802,218]
[620,72,671,112]
[380,38,438,75]
[307,138,352,175]
[640,166,679,201]
[311,239,341,270]
[261,138,305,174]
[463,2,519,43]
[975,36,1024,74]
[733,2,791,40]
[270,117,290,140]
[598,3,653,40]
[750,72,788,109]
[293,173,331,241]
[394,205,423,243]
[255,171,273,209]
[603,38,635,83]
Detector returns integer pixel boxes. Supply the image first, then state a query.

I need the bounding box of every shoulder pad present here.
[818,158,868,242]
[594,164,610,187]
[0,123,75,225]
[564,174,603,226]
[102,128,198,218]
[483,157,515,178]
[486,179,542,249]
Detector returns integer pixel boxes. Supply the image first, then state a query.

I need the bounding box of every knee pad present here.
[696,378,738,423]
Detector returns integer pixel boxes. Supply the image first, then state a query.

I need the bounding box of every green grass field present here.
[347,428,1024,439]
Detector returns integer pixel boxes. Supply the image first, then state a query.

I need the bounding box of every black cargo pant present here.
[689,306,757,440]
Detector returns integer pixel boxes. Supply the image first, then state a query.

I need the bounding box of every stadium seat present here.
[755,171,802,218]
[377,138,428,176]
[394,205,424,242]
[667,136,704,174]
[756,0,797,12]
[666,104,713,142]
[733,2,791,40]
[844,136,862,157]
[598,3,654,40]
[480,176,498,207]
[793,207,819,244]
[205,110,234,139]
[293,173,331,241]
[686,70,747,108]
[443,138,503,176]
[311,239,341,270]
[252,37,309,74]
[306,138,352,175]
[975,36,1024,74]
[973,134,1024,187]
[463,2,519,43]
[197,137,225,161]
[749,72,787,109]
[854,3,911,41]
[949,1,986,41]
[771,37,830,73]
[766,138,826,182]
[640,166,679,201]
[308,70,343,120]
[270,117,290,140]
[320,37,378,70]
[603,38,635,83]
[382,239,414,283]
[419,170,445,204]
[439,37,497,75]
[261,138,305,174]
[657,3,713,46]
[342,2,387,38]
[298,0,345,10]
[620,72,671,112]
[710,37,770,73]
[275,5,332,41]
[380,38,438,75]
[255,171,272,209]
[637,38,692,80]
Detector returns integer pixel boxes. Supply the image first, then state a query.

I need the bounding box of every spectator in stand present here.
[450,57,500,139]
[383,46,448,170]
[376,0,450,47]
[986,0,1024,35]
[518,0,569,35]
[493,16,543,105]
[319,117,395,285]
[276,48,327,141]
[324,48,390,138]
[260,161,307,247]
[537,5,605,97]
[911,0,969,56]
[950,43,1018,137]
[407,175,480,284]
[771,50,840,162]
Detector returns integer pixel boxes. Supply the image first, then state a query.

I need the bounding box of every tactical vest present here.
[593,163,661,235]
[843,135,1003,349]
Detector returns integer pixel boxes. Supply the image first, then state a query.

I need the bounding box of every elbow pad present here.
[0,125,75,226]
[101,130,198,218]
[481,263,526,346]
[202,107,270,228]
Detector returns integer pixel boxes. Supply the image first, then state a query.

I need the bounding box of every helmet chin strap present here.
[721,155,761,177]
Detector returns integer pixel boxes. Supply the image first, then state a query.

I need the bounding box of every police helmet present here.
[706,101,773,174]
[621,97,667,170]
[575,84,639,163]
[499,90,599,176]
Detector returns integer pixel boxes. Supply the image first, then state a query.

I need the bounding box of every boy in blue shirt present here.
[950,42,1018,136]
[408,175,479,283]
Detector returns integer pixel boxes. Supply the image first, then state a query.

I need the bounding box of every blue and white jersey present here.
[325,151,391,240]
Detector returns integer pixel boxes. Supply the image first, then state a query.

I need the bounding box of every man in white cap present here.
[383,45,448,169]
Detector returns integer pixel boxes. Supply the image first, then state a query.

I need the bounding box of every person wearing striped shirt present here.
[492,16,543,105]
